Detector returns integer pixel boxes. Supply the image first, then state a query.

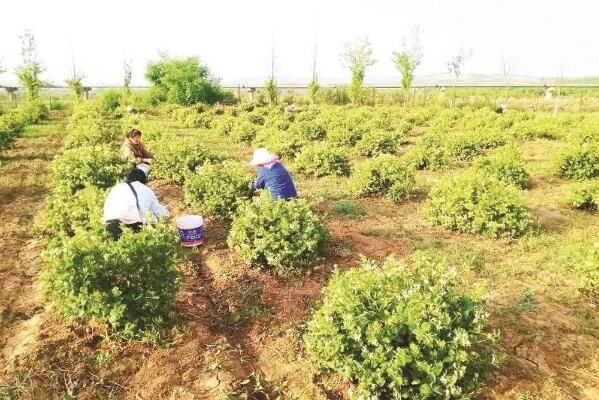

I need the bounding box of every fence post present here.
[237,85,241,100]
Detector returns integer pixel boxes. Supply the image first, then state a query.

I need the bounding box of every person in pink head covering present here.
[249,148,297,200]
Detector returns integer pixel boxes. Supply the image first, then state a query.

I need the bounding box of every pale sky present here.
[0,0,597,86]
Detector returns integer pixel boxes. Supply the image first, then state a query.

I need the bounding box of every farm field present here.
[0,96,598,400]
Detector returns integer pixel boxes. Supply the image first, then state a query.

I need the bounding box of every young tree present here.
[307,41,320,103]
[392,26,423,107]
[341,37,376,104]
[66,75,85,101]
[264,36,278,105]
[499,51,513,109]
[123,58,133,95]
[65,43,84,101]
[553,65,564,116]
[446,46,472,108]
[15,30,45,100]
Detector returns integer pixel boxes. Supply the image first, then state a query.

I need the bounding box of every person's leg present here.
[126,222,144,233]
[106,219,123,240]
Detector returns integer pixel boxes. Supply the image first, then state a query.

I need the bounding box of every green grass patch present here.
[332,200,366,219]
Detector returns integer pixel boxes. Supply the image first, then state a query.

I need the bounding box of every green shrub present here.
[0,100,48,150]
[42,222,182,338]
[252,129,306,159]
[15,100,49,124]
[120,115,166,143]
[317,86,351,105]
[184,161,252,217]
[580,244,599,302]
[65,114,120,147]
[408,133,450,170]
[213,115,236,136]
[289,119,327,140]
[555,142,599,181]
[263,115,292,130]
[349,155,416,202]
[474,145,530,189]
[246,109,267,126]
[0,115,23,150]
[424,171,535,237]
[227,193,330,274]
[0,113,25,135]
[565,179,599,210]
[150,138,223,184]
[36,186,106,237]
[51,145,129,193]
[295,143,351,177]
[170,106,213,128]
[449,129,506,162]
[230,120,257,144]
[511,117,564,140]
[404,106,437,126]
[355,130,401,157]
[304,251,496,400]
[562,242,599,304]
[326,128,362,147]
[98,89,123,112]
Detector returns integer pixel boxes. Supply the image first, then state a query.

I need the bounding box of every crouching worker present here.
[249,148,297,200]
[103,165,170,240]
[121,128,153,165]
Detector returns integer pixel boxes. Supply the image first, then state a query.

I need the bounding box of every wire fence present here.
[3,84,599,113]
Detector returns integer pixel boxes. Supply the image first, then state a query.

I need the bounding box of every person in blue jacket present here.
[249,148,297,200]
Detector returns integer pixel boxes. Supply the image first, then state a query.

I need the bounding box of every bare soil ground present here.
[1,116,598,399]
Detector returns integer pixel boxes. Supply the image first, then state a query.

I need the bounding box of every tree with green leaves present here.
[15,30,45,100]
[145,54,231,105]
[66,75,85,102]
[341,37,376,104]
[392,26,423,107]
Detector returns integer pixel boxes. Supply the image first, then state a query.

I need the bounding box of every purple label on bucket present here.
[180,226,204,242]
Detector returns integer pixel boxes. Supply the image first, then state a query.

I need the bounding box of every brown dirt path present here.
[0,115,64,375]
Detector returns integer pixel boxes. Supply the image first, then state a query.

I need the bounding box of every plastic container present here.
[175,215,204,247]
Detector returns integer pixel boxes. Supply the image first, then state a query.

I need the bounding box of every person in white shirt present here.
[103,166,170,239]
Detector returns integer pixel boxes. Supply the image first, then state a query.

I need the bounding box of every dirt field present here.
[1,112,598,400]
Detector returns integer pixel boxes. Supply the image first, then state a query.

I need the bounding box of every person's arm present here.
[140,143,153,161]
[252,168,267,190]
[148,190,170,219]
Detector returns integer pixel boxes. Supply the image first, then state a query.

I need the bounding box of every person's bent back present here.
[103,167,169,239]
[249,148,297,200]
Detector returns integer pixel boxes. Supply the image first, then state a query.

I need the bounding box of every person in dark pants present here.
[249,148,297,200]
[103,166,170,240]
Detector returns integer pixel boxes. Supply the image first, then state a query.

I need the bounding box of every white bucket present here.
[175,215,204,247]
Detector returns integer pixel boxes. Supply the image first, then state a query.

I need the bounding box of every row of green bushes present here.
[161,105,500,398]
[36,104,183,341]
[40,101,504,398]
[0,100,48,151]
